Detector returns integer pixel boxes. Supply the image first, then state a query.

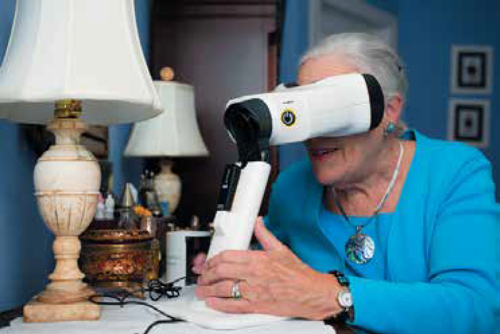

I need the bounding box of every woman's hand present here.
[192,252,207,275]
[195,218,343,320]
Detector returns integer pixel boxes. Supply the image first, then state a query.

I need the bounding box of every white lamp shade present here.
[0,0,162,125]
[125,81,209,157]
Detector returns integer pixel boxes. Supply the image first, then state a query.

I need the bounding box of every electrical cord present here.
[88,277,186,334]
[147,278,183,301]
[143,319,180,334]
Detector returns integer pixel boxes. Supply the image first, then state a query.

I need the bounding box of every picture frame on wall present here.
[451,45,493,94]
[448,99,490,148]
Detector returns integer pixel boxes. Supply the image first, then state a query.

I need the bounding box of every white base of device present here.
[155,286,288,330]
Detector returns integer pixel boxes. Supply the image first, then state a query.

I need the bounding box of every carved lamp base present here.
[24,299,100,323]
[26,104,101,322]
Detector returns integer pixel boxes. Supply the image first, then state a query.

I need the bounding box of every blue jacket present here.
[266,131,498,334]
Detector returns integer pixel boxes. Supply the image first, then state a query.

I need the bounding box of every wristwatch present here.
[324,270,355,324]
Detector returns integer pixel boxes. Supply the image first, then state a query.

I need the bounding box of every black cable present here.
[147,277,184,301]
[143,319,181,334]
[88,277,187,334]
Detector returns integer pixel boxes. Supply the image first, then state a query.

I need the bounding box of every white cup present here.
[165,230,211,286]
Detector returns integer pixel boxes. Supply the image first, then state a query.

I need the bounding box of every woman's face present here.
[298,55,388,187]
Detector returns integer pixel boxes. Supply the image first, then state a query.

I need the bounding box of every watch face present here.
[338,290,353,308]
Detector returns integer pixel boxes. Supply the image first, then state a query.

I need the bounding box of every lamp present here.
[0,0,161,322]
[125,68,209,215]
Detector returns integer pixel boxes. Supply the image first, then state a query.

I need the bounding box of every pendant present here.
[345,228,375,264]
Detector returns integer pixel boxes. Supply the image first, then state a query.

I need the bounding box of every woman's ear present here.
[385,93,403,124]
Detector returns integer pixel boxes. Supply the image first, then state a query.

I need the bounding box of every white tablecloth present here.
[4,287,334,334]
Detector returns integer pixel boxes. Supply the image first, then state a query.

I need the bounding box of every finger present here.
[192,253,208,275]
[205,297,253,314]
[195,280,234,300]
[254,218,284,251]
[193,253,207,267]
[197,280,255,302]
[206,250,252,269]
[192,264,204,275]
[198,263,250,286]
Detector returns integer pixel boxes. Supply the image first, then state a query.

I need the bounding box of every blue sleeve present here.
[348,153,498,334]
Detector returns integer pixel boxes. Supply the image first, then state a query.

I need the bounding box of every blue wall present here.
[396,0,500,201]
[0,0,53,312]
[0,0,150,311]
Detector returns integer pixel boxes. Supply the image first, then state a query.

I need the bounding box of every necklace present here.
[332,140,404,265]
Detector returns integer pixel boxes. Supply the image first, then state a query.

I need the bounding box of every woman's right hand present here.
[192,252,207,275]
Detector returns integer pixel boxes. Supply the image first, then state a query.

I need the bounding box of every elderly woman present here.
[193,33,497,334]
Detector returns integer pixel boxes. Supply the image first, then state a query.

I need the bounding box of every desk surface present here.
[1,306,356,334]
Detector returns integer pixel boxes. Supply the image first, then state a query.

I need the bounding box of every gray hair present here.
[301,33,408,107]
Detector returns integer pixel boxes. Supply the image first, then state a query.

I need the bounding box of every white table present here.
[3,288,335,334]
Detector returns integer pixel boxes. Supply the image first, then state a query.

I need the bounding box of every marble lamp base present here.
[24,300,99,323]
[25,108,102,322]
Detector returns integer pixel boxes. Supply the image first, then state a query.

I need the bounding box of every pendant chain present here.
[332,140,405,230]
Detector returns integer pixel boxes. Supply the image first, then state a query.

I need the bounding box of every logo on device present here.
[281,109,296,127]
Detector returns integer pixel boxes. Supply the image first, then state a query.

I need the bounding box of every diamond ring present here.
[231,281,242,300]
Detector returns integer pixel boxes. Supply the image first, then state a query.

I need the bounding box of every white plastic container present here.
[165,230,211,286]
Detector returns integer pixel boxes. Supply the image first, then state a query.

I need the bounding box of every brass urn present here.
[80,229,155,293]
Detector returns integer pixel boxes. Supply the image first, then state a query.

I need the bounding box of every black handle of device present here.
[216,164,241,212]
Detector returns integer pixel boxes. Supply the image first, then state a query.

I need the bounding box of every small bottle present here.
[95,201,106,220]
[104,194,115,220]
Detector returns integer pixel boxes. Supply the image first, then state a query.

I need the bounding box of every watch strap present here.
[323,271,355,324]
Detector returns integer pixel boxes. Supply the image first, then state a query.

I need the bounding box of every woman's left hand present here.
[195,218,343,320]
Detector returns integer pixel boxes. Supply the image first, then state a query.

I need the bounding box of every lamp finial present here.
[160,67,175,81]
